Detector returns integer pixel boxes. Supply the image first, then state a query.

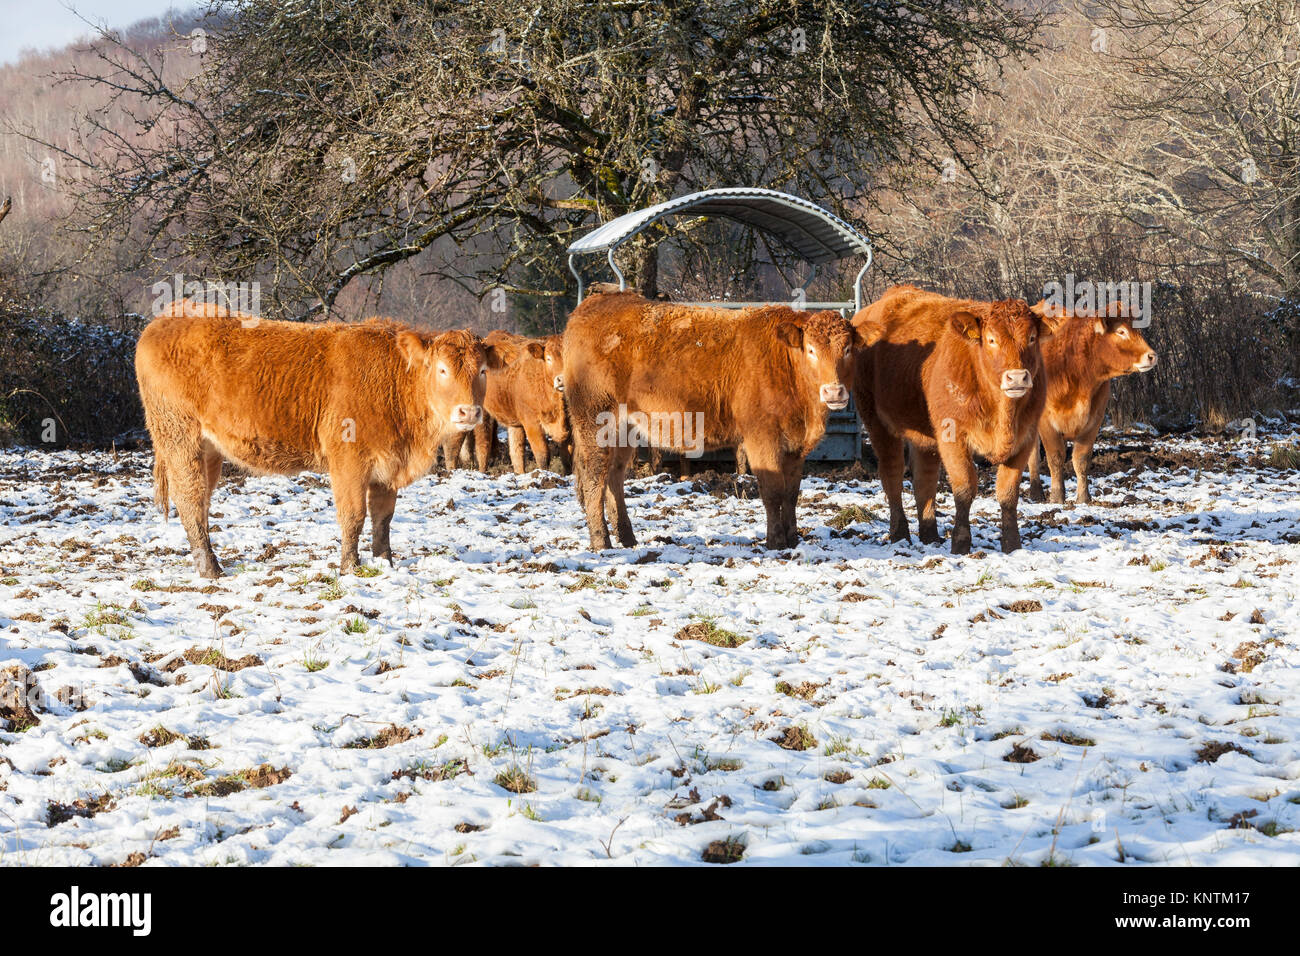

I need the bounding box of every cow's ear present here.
[523,341,546,361]
[483,343,507,370]
[851,325,869,350]
[950,309,982,341]
[397,330,430,368]
[776,320,804,349]
[1032,304,1066,338]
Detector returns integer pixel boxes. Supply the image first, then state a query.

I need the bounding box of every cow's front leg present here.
[746,437,790,549]
[330,467,367,573]
[995,453,1030,553]
[507,426,527,474]
[937,442,977,555]
[368,482,398,564]
[1072,433,1097,504]
[780,452,806,548]
[1026,435,1046,503]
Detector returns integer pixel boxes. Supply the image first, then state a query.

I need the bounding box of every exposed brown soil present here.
[47,792,115,828]
[770,725,816,751]
[701,836,746,864]
[1003,743,1041,764]
[1196,741,1253,764]
[0,665,41,731]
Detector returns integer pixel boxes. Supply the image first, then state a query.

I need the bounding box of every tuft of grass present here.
[495,765,537,794]
[1268,443,1300,469]
[341,616,369,634]
[1041,730,1096,748]
[827,504,874,530]
[675,617,747,648]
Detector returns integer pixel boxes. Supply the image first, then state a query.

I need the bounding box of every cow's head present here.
[397,329,503,432]
[951,299,1054,401]
[543,335,565,392]
[776,310,864,410]
[1032,300,1157,377]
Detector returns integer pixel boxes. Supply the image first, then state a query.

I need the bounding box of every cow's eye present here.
[1028,334,1036,345]
[479,366,487,377]
[437,364,449,377]
[986,337,997,348]
[1116,327,1129,338]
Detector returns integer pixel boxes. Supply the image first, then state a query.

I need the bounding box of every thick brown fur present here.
[135,300,500,577]
[1026,301,1158,504]
[852,285,1059,554]
[563,290,863,550]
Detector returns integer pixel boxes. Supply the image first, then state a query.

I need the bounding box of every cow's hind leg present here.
[606,444,637,547]
[869,426,909,543]
[572,418,612,550]
[163,442,222,578]
[911,445,943,545]
[329,465,367,573]
[201,444,222,515]
[368,482,398,564]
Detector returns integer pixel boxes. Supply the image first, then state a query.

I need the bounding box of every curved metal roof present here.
[566,187,870,264]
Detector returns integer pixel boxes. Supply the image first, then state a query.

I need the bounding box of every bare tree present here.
[31,0,1042,318]
[1045,0,1300,296]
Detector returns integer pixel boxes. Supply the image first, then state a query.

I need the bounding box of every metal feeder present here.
[565,187,872,462]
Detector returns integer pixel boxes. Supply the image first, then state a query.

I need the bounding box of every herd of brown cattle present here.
[134,286,1155,577]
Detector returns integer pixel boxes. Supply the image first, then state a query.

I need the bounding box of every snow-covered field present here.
[1,433,1299,866]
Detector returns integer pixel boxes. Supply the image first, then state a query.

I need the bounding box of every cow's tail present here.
[152,455,170,518]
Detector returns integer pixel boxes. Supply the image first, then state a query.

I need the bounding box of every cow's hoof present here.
[888,526,911,544]
[1000,535,1022,553]
[1027,484,1045,503]
[951,533,972,555]
[1048,491,1066,505]
[919,525,941,545]
[195,553,222,579]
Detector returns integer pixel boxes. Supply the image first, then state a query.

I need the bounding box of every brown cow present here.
[136,300,501,577]
[442,331,571,473]
[1026,301,1158,504]
[564,291,862,550]
[852,285,1061,554]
